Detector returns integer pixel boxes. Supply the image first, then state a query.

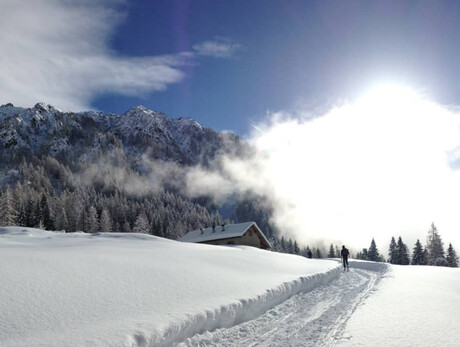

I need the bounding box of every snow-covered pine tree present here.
[367,238,381,262]
[421,248,429,265]
[357,248,368,260]
[446,243,459,267]
[122,221,131,233]
[328,243,335,258]
[99,208,112,233]
[315,248,322,258]
[54,205,68,231]
[39,193,55,230]
[13,183,27,227]
[396,236,410,265]
[0,185,17,226]
[293,240,300,255]
[411,239,424,265]
[426,223,445,266]
[133,211,149,234]
[280,236,287,253]
[86,206,99,233]
[388,236,397,264]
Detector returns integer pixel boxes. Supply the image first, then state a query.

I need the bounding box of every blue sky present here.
[2,0,460,134]
[93,0,460,134]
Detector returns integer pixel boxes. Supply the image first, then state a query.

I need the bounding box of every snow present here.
[0,103,220,166]
[0,227,338,346]
[337,265,460,347]
[179,262,385,347]
[1,226,459,346]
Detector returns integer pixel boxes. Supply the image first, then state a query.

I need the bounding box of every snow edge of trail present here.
[145,264,343,347]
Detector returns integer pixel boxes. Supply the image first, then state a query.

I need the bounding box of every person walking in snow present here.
[341,245,349,270]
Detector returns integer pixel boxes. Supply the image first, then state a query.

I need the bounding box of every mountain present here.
[0,102,278,240]
[0,102,239,166]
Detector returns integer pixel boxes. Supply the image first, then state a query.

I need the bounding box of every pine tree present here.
[86,206,99,233]
[396,236,410,265]
[280,237,286,253]
[315,248,322,258]
[38,194,54,230]
[54,205,68,231]
[133,211,149,234]
[446,243,459,268]
[367,238,381,262]
[328,243,335,258]
[359,248,369,260]
[426,223,445,265]
[99,208,112,233]
[388,237,397,264]
[293,240,300,255]
[122,221,131,233]
[0,186,17,226]
[421,248,429,265]
[411,239,424,265]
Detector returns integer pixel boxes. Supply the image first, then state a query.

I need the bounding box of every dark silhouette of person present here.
[307,250,313,259]
[341,245,349,270]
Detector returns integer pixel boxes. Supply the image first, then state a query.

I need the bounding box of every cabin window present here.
[227,241,235,245]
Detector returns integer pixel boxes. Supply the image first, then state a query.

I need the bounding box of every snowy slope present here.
[0,227,339,346]
[337,265,460,347]
[2,227,458,346]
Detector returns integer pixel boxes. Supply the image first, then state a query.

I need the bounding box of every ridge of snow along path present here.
[178,262,386,347]
[1,227,342,346]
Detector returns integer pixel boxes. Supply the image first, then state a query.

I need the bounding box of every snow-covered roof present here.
[180,221,269,246]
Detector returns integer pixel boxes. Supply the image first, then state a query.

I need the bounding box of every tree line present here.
[354,223,458,267]
[0,158,226,239]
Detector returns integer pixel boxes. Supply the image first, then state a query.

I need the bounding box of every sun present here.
[356,83,422,112]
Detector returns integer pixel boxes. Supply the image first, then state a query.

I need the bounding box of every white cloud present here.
[185,85,460,251]
[192,37,242,58]
[0,0,185,110]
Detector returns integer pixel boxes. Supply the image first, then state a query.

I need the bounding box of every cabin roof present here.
[179,221,270,247]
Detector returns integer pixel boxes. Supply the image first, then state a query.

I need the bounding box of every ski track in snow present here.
[177,268,380,347]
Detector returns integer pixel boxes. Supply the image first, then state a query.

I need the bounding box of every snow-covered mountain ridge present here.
[0,102,237,165]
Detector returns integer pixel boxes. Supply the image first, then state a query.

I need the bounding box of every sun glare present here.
[246,83,460,248]
[355,84,424,116]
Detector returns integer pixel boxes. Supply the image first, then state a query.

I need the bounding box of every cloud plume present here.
[184,85,460,251]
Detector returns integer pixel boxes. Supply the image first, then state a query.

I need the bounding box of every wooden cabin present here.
[179,221,271,250]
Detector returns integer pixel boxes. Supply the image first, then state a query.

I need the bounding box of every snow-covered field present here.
[0,227,338,346]
[1,227,459,346]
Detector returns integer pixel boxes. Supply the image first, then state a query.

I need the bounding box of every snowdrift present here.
[1,227,343,346]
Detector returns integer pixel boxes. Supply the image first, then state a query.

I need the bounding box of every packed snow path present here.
[178,268,381,347]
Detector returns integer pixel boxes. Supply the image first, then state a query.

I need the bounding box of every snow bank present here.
[0,227,340,346]
[158,266,341,345]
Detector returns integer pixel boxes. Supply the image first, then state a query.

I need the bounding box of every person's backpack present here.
[342,248,349,257]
